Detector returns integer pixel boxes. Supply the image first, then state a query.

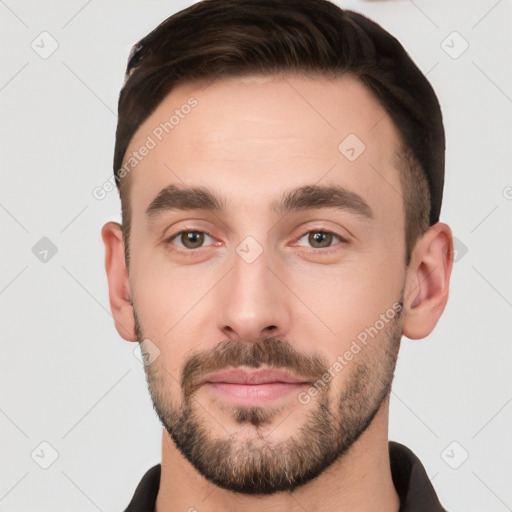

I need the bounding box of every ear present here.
[101,221,137,342]
[402,222,454,340]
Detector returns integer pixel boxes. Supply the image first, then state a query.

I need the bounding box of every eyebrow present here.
[145,183,373,221]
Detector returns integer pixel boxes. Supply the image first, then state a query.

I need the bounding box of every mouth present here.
[200,368,312,406]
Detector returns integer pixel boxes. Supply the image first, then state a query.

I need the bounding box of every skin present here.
[102,74,453,512]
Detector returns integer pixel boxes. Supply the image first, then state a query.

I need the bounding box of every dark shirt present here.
[124,441,447,511]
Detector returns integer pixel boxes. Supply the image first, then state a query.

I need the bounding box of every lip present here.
[200,368,311,406]
[201,368,310,385]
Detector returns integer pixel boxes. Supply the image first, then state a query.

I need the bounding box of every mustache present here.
[181,336,330,398]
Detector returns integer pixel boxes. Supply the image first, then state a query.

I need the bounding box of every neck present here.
[156,398,399,512]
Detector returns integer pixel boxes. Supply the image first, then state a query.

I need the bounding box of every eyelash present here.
[164,228,347,257]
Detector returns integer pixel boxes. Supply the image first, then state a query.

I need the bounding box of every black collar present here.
[124,441,447,511]
[389,442,447,512]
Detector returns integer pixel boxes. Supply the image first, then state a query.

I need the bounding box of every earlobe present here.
[101,221,137,342]
[402,222,454,340]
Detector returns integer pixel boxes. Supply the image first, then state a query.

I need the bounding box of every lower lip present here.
[203,382,309,406]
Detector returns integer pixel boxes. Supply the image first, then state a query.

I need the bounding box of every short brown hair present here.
[113,0,444,266]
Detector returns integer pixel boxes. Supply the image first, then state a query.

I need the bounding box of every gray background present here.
[1,0,511,510]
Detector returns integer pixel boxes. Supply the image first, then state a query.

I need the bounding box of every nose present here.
[216,245,292,343]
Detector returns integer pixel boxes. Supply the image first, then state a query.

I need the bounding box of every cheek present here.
[131,241,213,323]
[131,254,219,375]
[288,253,403,344]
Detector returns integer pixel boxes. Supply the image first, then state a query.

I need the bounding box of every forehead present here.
[123,73,403,226]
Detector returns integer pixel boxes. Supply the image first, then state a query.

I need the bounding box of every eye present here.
[166,230,215,250]
[294,229,346,250]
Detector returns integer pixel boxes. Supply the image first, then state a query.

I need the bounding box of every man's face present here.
[124,74,408,494]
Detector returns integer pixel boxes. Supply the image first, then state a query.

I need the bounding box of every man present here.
[101,0,453,510]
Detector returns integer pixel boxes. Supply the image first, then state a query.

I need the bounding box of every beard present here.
[134,297,403,496]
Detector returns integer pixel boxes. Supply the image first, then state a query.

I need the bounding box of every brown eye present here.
[179,231,205,249]
[292,228,349,255]
[308,231,334,248]
[166,230,213,251]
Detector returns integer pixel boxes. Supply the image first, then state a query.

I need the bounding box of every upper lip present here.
[201,368,311,385]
